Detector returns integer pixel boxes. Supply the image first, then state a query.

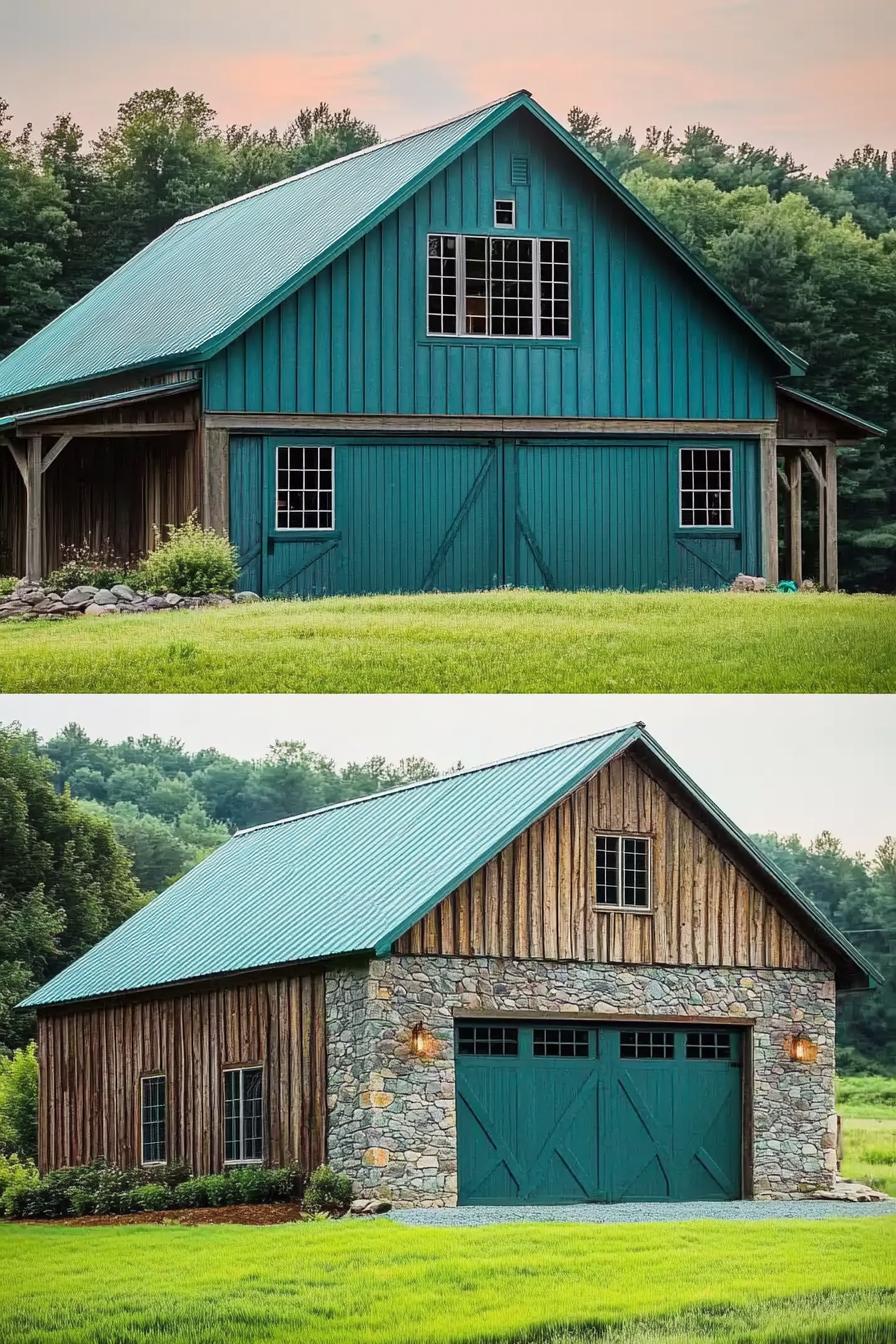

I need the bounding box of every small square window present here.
[594,835,650,908]
[456,1025,518,1056]
[686,1031,732,1060]
[620,1030,674,1060]
[494,199,515,227]
[533,1027,590,1057]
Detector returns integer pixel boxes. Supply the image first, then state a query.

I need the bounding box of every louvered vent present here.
[510,155,529,185]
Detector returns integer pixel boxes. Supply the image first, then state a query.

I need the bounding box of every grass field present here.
[839,1078,896,1198]
[1,1214,895,1344]
[1,590,894,693]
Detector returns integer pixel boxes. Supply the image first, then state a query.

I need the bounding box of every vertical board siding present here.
[394,751,830,972]
[205,115,778,420]
[231,434,759,595]
[37,969,326,1175]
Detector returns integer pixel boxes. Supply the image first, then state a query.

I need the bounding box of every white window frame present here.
[426,233,572,340]
[222,1064,264,1166]
[139,1073,167,1167]
[274,444,335,533]
[593,832,652,911]
[678,445,734,529]
[494,198,516,228]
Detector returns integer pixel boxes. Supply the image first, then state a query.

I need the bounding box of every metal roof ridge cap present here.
[176,90,532,228]
[233,723,642,838]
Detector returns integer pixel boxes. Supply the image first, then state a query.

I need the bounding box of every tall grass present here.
[1,590,894,693]
[1,1216,894,1344]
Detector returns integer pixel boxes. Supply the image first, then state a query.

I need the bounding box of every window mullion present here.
[617,836,625,908]
[533,238,541,339]
[239,1069,246,1162]
[456,235,464,336]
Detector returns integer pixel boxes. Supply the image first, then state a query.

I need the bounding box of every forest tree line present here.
[0,723,892,1072]
[0,91,894,590]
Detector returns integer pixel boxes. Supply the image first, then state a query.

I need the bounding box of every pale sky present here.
[1,694,893,854]
[2,0,894,172]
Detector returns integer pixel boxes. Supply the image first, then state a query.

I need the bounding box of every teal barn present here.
[0,91,881,592]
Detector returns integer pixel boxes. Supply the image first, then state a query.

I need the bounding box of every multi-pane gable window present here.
[680,447,733,527]
[223,1066,263,1164]
[427,234,571,339]
[276,445,334,530]
[140,1075,166,1165]
[594,834,651,908]
[494,198,515,227]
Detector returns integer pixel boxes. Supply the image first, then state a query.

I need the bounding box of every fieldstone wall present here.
[325,956,837,1207]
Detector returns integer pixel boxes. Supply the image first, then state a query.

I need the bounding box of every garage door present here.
[455,1021,743,1205]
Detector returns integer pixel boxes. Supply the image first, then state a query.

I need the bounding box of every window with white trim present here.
[680,447,733,527]
[275,445,334,531]
[494,198,515,227]
[427,234,571,339]
[140,1074,166,1165]
[594,834,651,909]
[223,1066,263,1163]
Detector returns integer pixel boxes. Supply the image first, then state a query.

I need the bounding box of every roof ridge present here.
[233,721,642,838]
[176,89,532,228]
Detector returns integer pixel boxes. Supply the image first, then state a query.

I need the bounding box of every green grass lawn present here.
[1,1216,895,1344]
[1,590,894,693]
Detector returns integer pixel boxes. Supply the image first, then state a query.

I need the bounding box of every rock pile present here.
[0,581,260,620]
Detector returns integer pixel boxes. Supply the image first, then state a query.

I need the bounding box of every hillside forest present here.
[0,723,892,1078]
[0,90,894,589]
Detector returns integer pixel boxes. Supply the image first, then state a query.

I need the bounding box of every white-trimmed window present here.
[275,445,334,530]
[594,834,651,909]
[427,234,571,339]
[680,447,733,527]
[140,1074,166,1165]
[223,1066,263,1164]
[494,198,515,227]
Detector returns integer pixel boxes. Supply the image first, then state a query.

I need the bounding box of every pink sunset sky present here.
[3,0,894,171]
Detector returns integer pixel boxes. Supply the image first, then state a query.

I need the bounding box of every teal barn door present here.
[455,1022,743,1205]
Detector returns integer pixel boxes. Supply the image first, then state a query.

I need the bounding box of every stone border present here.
[0,582,260,620]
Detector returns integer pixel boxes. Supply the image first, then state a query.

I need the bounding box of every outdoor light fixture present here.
[410,1022,427,1057]
[787,1032,818,1063]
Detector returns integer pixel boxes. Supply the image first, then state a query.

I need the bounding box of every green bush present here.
[157,1161,192,1189]
[131,1183,171,1212]
[0,576,17,596]
[137,515,239,596]
[68,1187,97,1217]
[0,1153,38,1217]
[44,542,130,593]
[223,1166,270,1205]
[172,1178,209,1209]
[0,1045,39,1159]
[304,1165,353,1215]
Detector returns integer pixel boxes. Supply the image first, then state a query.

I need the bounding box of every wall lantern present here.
[787,1032,818,1063]
[410,1022,427,1057]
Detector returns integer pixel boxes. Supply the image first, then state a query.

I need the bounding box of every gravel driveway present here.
[390,1199,894,1228]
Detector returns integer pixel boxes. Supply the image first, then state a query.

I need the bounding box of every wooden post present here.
[800,449,826,588]
[202,425,230,534]
[823,441,838,592]
[24,435,43,583]
[787,453,802,585]
[760,428,779,586]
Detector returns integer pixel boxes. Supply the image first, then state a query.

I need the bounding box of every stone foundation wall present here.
[324,956,836,1207]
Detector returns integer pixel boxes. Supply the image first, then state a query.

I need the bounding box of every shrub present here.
[68,1187,97,1217]
[198,1175,230,1207]
[223,1165,270,1205]
[0,1044,38,1159]
[131,1183,171,1212]
[44,541,130,593]
[0,576,17,596]
[137,515,239,596]
[304,1165,353,1215]
[0,1153,38,1217]
[172,1178,209,1209]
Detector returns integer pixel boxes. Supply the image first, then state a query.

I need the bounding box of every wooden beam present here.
[40,433,73,474]
[25,435,43,583]
[759,426,779,586]
[823,441,838,592]
[787,453,802,586]
[15,421,195,438]
[799,448,825,489]
[201,425,230,534]
[777,467,791,493]
[204,412,779,437]
[4,438,28,486]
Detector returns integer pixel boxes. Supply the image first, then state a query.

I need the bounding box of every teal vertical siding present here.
[231,434,761,596]
[205,114,779,420]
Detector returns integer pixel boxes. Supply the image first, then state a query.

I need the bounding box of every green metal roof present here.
[21,724,875,1009]
[0,91,806,404]
[0,379,200,429]
[777,384,885,438]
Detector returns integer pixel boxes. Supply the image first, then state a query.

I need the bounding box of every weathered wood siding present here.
[206,112,777,420]
[395,750,830,971]
[36,970,326,1175]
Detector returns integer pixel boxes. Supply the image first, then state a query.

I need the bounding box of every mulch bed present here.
[24,1202,310,1228]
